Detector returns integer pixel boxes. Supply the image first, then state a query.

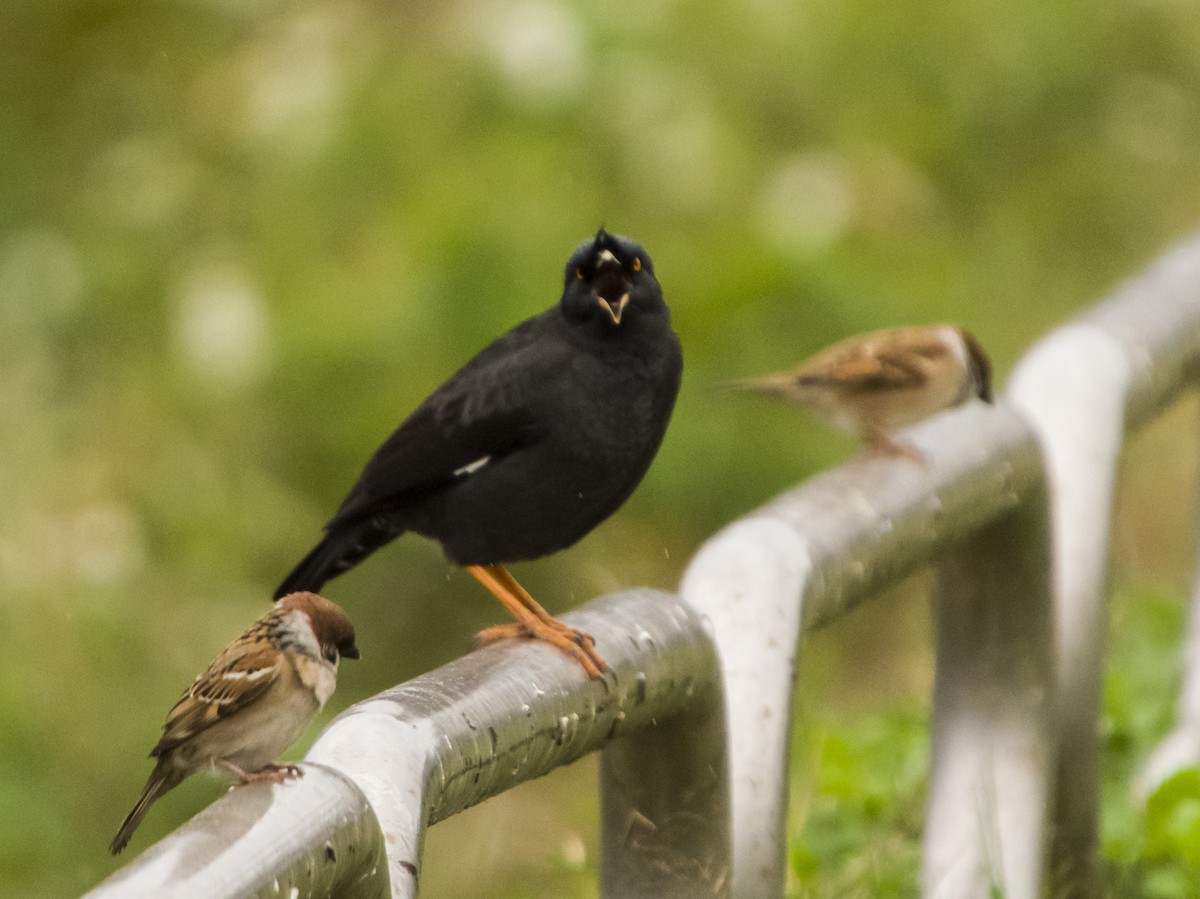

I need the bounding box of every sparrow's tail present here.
[110,759,184,855]
[719,372,802,399]
[274,521,400,601]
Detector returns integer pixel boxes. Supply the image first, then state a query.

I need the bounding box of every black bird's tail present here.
[274,521,400,600]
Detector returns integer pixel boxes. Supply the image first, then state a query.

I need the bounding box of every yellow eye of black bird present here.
[632,257,641,272]
[575,268,584,280]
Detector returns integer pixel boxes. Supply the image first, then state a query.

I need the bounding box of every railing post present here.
[599,686,730,897]
[1007,324,1133,897]
[679,517,810,898]
[923,493,1056,898]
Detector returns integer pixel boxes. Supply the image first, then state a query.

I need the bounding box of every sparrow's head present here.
[960,329,993,403]
[560,229,665,330]
[279,591,360,664]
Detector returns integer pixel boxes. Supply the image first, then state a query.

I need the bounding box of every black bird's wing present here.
[328,323,556,528]
[275,315,562,598]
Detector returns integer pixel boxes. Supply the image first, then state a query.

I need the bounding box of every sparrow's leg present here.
[466,563,608,679]
[220,760,304,784]
[865,426,926,464]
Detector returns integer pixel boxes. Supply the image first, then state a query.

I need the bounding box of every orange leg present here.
[866,427,926,465]
[465,564,608,679]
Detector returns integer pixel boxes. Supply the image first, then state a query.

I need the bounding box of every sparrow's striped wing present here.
[151,628,284,757]
[797,331,948,393]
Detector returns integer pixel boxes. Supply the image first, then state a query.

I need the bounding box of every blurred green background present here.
[5,0,1200,896]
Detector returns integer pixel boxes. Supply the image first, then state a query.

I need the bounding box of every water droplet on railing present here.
[553,713,580,746]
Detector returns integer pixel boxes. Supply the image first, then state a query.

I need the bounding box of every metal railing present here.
[86,233,1200,899]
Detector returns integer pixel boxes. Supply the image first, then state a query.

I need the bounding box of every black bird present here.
[276,230,682,678]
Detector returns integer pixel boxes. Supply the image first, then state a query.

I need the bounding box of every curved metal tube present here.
[682,400,1053,898]
[84,765,389,899]
[1007,232,1200,894]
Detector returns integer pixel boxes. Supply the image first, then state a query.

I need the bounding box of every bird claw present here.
[867,432,927,465]
[568,629,597,649]
[474,621,609,680]
[235,762,305,785]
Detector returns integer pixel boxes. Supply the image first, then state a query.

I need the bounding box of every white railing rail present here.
[87,232,1200,899]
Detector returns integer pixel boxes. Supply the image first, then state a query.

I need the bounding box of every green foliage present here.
[1146,771,1200,868]
[1099,584,1199,898]
[781,582,1200,899]
[789,706,926,897]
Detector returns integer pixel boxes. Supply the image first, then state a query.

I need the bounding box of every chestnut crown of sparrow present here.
[110,592,358,854]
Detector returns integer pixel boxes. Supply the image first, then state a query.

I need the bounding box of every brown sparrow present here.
[110,592,359,854]
[729,325,992,460]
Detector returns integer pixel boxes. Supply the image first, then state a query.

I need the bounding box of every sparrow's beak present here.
[597,293,630,325]
[341,643,361,660]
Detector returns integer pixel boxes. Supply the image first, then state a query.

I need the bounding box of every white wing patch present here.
[453,455,491,477]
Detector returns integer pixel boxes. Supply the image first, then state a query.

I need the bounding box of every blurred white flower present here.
[174,261,272,393]
[482,1,587,108]
[560,831,587,868]
[757,153,856,256]
[240,11,346,148]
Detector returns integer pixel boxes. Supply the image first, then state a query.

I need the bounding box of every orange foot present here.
[465,564,610,680]
[867,430,926,465]
[475,619,608,680]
